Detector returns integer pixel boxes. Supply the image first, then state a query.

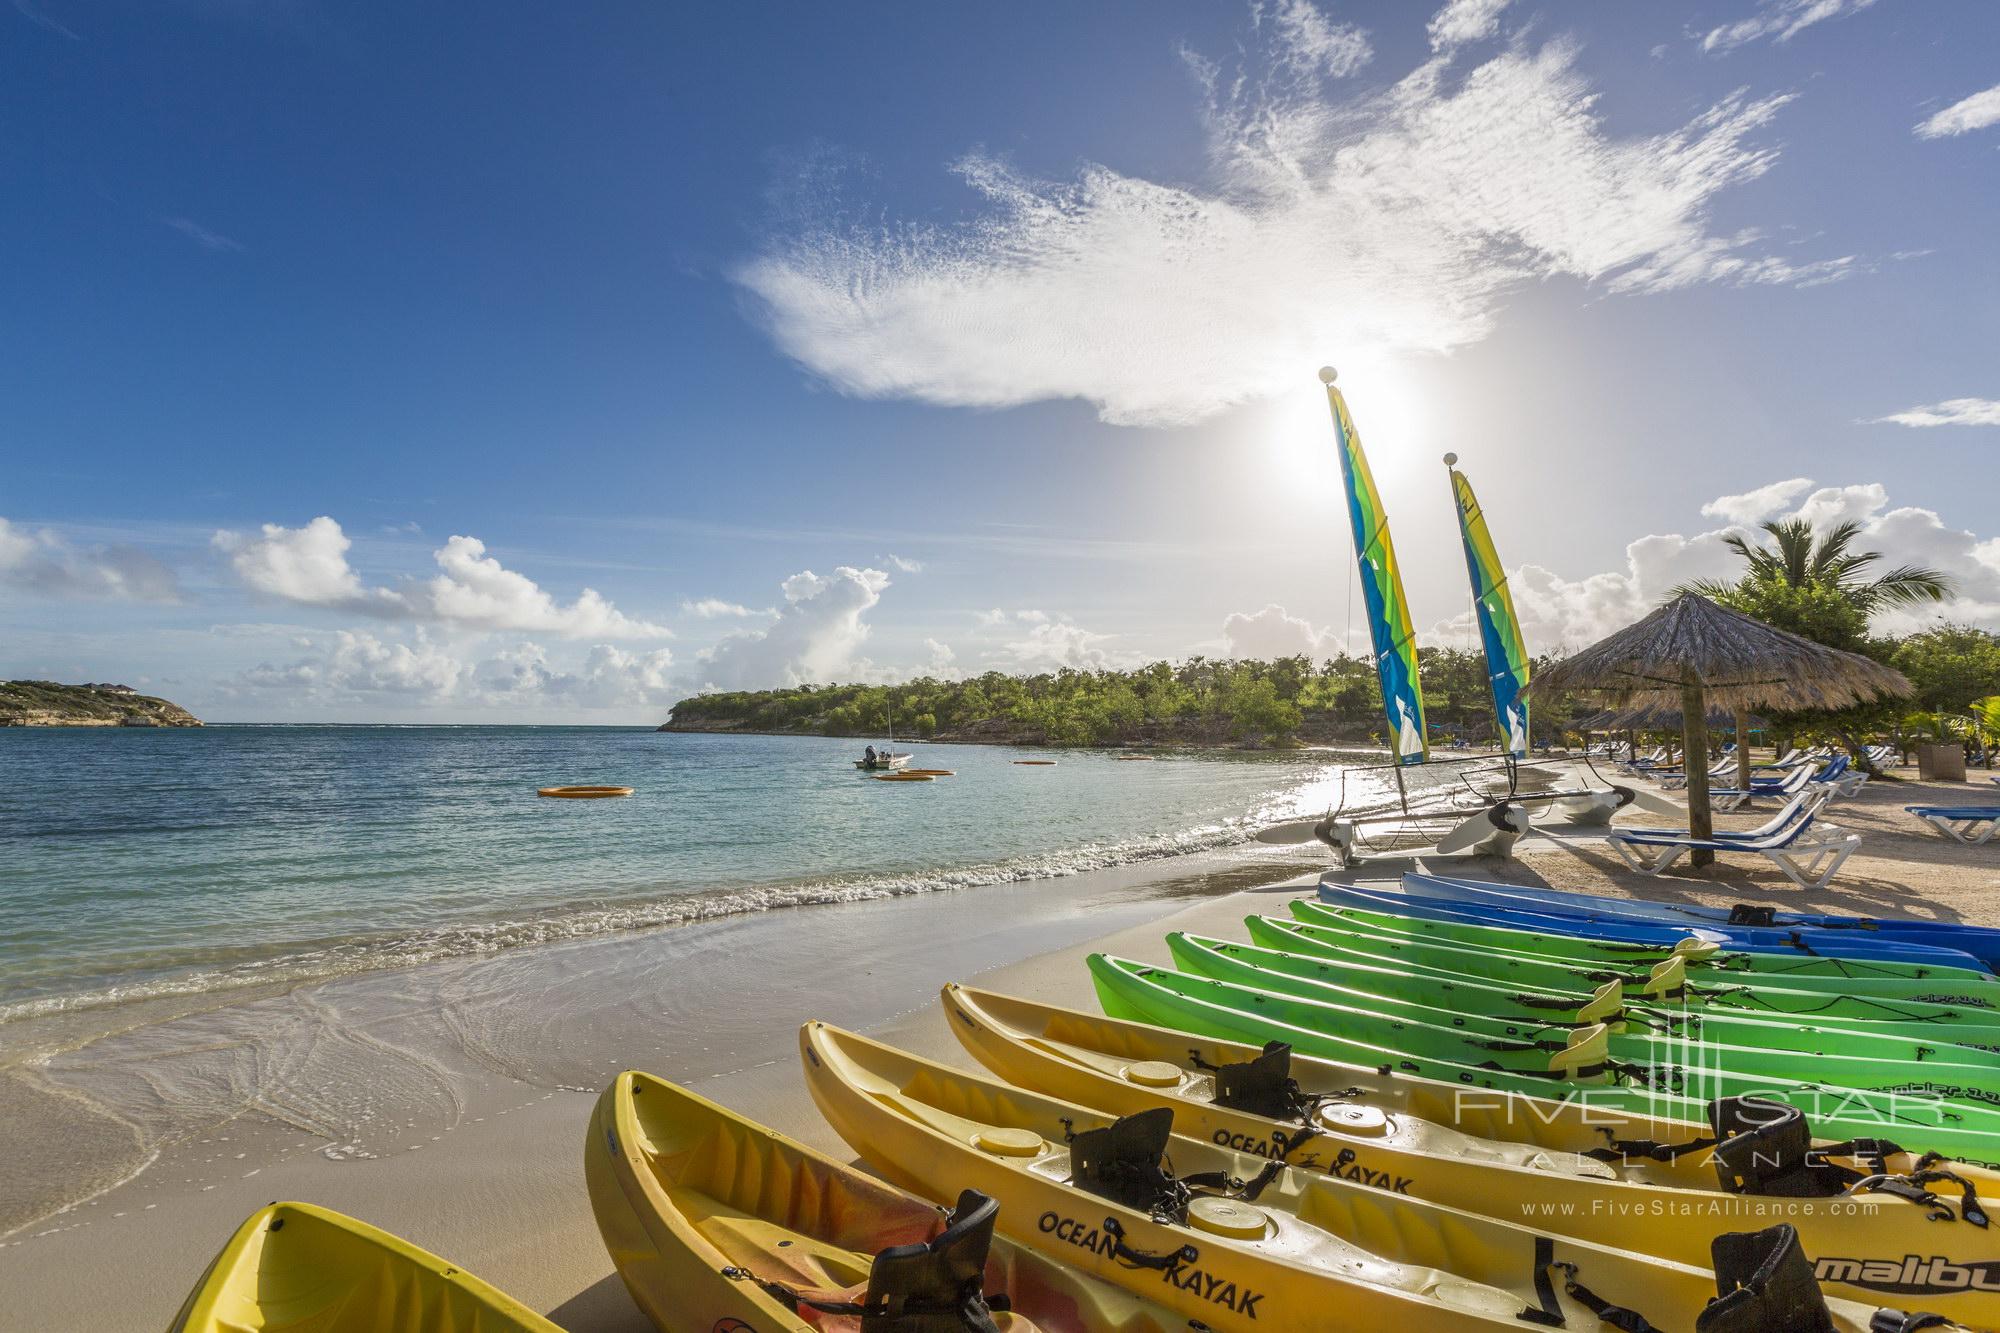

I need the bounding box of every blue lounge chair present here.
[1708,755,1859,811]
[1906,805,2000,846]
[1609,788,1860,888]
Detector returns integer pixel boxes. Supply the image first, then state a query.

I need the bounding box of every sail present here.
[1447,460,1531,756]
[1322,372,1428,765]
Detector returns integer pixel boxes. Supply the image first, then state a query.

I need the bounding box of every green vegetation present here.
[0,681,202,727]
[674,521,2000,755]
[1677,517,1972,766]
[666,649,1589,750]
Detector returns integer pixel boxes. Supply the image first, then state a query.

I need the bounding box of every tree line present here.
[665,624,2000,751]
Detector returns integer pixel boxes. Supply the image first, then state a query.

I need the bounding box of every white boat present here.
[853,752,912,770]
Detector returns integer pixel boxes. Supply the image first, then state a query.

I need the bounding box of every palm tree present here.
[1678,518,1954,614]
[1676,517,1952,777]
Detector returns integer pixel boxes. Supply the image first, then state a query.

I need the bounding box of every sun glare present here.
[1261,358,1440,512]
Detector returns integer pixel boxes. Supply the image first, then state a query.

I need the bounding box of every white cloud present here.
[1873,398,2000,428]
[1916,84,2000,139]
[237,630,467,697]
[0,517,180,601]
[236,633,679,710]
[884,554,925,573]
[990,616,1120,672]
[216,516,383,607]
[920,637,962,680]
[1700,476,1814,524]
[740,8,1838,428]
[163,217,243,252]
[1453,480,2000,653]
[1791,482,1889,529]
[477,641,679,708]
[1264,0,1372,77]
[682,597,760,618]
[1700,0,1877,53]
[693,566,891,689]
[1427,0,1510,52]
[974,608,1009,628]
[215,517,669,638]
[1221,603,1340,659]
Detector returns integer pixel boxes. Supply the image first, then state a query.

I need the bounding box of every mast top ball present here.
[1443,452,1458,466]
[1317,366,1338,385]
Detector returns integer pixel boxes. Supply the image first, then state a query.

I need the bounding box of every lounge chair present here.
[1905,806,2000,846]
[1660,756,1735,791]
[1707,757,1821,812]
[1609,789,1860,889]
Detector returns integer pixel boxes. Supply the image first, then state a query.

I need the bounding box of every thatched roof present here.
[1573,703,1767,732]
[1526,592,1911,712]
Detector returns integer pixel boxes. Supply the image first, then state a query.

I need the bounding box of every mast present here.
[1320,367,1428,768]
[1444,453,1531,757]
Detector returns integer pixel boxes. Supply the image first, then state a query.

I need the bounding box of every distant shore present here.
[0,680,201,727]
[657,716,1379,750]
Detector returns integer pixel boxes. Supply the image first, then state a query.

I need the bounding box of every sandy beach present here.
[2,762,1995,1329]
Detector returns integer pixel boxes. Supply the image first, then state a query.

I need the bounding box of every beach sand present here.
[4,764,1997,1330]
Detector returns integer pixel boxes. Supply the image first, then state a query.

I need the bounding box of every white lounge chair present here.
[1609,789,1860,889]
[1905,805,2000,846]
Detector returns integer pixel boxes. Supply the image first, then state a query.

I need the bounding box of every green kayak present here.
[1170,930,2000,1077]
[1295,897,2000,987]
[1089,952,2000,1162]
[1250,914,2000,1032]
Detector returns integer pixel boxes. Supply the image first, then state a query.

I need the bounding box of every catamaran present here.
[1293,368,1636,864]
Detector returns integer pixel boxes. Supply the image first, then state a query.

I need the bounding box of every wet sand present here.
[0,843,1326,1330]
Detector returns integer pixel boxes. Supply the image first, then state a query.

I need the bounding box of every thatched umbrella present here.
[1528,593,1911,865]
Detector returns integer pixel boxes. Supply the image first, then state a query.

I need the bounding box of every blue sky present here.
[4,0,1998,722]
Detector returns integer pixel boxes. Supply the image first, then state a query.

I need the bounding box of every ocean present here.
[0,726,1383,1027]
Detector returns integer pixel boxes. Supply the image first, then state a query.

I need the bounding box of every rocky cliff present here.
[0,681,202,727]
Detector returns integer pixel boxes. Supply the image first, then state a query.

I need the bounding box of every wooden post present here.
[1735,708,1753,793]
[1682,669,1714,867]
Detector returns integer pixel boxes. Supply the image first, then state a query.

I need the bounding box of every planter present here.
[1915,742,1967,782]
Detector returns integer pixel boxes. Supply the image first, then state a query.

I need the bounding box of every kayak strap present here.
[1698,1224,1836,1332]
[1097,1216,1198,1272]
[1521,1235,1661,1331]
[1063,1108,1285,1224]
[721,1189,1012,1332]
[1869,1312,1954,1332]
[1185,1042,1365,1125]
[1848,1163,1990,1228]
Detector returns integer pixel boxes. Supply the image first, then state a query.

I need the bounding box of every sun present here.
[1259,357,1440,510]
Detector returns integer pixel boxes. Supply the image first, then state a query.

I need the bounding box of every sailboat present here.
[1445,453,1530,758]
[1284,371,1641,865]
[1306,369,1520,863]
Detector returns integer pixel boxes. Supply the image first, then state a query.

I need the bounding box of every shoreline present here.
[0,840,1328,1330]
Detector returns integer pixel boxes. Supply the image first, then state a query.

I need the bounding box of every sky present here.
[3,0,1998,723]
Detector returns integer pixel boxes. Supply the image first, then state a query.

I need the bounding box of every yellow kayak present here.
[802,1020,1969,1333]
[168,1201,559,1332]
[942,983,2000,1324]
[584,1069,1191,1331]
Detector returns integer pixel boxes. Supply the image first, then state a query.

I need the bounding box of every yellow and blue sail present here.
[1323,374,1428,765]
[1447,461,1531,756]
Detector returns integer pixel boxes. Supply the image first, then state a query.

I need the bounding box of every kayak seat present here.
[859,1190,1006,1333]
[1698,1224,1836,1332]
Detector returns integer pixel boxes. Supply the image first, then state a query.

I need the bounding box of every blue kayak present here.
[1398,870,2000,969]
[1317,881,1993,972]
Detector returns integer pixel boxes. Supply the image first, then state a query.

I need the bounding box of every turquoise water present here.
[0,727,1360,1023]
